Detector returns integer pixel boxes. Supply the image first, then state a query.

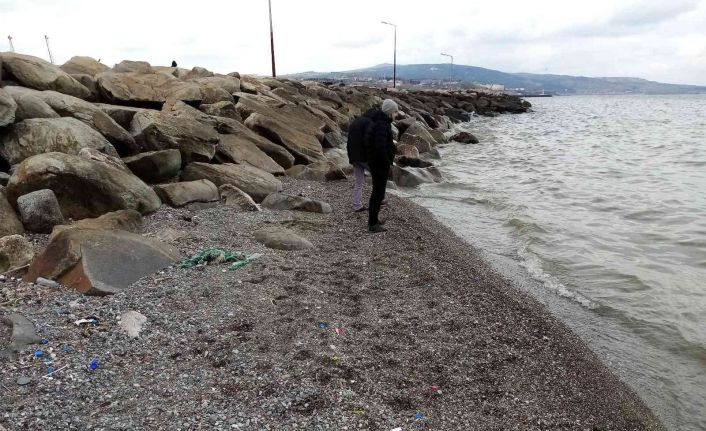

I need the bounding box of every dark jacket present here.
[346,107,396,169]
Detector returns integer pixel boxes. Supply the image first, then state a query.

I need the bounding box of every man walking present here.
[347,99,399,232]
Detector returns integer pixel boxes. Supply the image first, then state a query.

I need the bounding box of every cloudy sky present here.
[1,0,705,85]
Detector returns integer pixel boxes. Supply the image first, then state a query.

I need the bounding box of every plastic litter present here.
[88,359,99,371]
[33,350,44,358]
[431,385,439,394]
[62,345,70,353]
[179,249,263,271]
[414,412,424,421]
[318,322,328,329]
[43,364,69,379]
[335,327,344,336]
[390,428,402,431]
[74,318,98,326]
[41,338,49,344]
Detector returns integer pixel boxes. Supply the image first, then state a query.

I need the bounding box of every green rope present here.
[179,248,261,271]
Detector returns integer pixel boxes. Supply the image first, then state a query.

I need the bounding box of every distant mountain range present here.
[286,64,706,95]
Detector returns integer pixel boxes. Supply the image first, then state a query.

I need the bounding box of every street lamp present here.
[441,53,453,83]
[268,0,276,78]
[45,35,54,64]
[381,21,397,88]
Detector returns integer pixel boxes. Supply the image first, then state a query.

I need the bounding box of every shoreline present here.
[0,178,663,429]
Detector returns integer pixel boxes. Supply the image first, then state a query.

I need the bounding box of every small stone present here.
[16,376,31,385]
[36,277,59,288]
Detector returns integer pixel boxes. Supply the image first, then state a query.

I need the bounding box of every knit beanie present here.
[381,99,399,116]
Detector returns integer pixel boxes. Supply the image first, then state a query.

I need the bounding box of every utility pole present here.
[44,35,54,64]
[7,35,14,52]
[381,21,397,88]
[441,53,453,84]
[268,0,276,78]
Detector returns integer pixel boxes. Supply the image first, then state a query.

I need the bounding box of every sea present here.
[408,95,706,431]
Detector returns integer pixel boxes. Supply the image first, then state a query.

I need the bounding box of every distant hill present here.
[286,64,706,95]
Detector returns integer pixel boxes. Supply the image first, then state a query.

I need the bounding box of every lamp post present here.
[45,35,54,64]
[268,0,276,78]
[441,52,453,84]
[7,35,14,52]
[381,21,397,88]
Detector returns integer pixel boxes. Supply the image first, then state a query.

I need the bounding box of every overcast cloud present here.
[1,0,705,85]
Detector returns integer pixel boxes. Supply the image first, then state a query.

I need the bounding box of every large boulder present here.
[0,235,34,273]
[112,60,154,74]
[450,131,479,144]
[184,67,215,79]
[24,228,180,295]
[219,184,260,211]
[0,53,90,98]
[68,73,100,102]
[396,144,420,158]
[199,83,235,105]
[95,103,144,129]
[190,76,241,94]
[0,88,17,126]
[323,148,353,174]
[399,133,433,154]
[4,88,59,121]
[3,87,137,155]
[244,113,325,164]
[6,152,161,219]
[50,209,142,240]
[239,75,271,93]
[237,95,328,163]
[285,162,347,182]
[0,188,23,237]
[208,116,294,169]
[129,110,219,164]
[199,101,239,120]
[254,226,313,251]
[261,193,332,214]
[0,117,118,165]
[96,72,201,107]
[216,134,284,175]
[16,189,66,233]
[60,56,110,76]
[395,155,434,169]
[390,165,443,188]
[153,179,219,207]
[123,149,182,184]
[181,162,281,202]
[164,100,241,134]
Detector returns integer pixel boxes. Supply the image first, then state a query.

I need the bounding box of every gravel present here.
[0,178,663,430]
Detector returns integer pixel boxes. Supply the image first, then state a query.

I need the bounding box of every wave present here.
[517,246,595,309]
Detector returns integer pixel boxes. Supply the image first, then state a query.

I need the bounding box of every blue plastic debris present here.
[318,322,328,329]
[41,339,49,345]
[88,359,99,371]
[33,350,44,358]
[62,345,70,353]
[46,367,55,375]
[414,412,424,421]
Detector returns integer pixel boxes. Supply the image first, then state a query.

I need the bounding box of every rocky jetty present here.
[0,53,529,246]
[0,54,666,429]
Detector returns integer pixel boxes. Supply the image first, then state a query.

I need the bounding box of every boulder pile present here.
[1,53,529,294]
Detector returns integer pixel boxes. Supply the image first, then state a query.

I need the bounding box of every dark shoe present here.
[381,199,388,206]
[369,224,387,233]
[354,206,368,213]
